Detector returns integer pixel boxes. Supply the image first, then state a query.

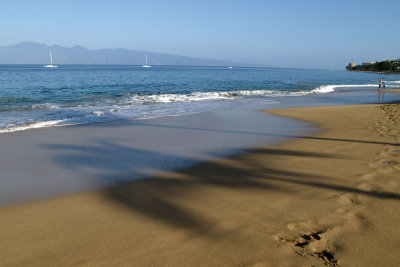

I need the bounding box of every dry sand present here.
[1,103,400,266]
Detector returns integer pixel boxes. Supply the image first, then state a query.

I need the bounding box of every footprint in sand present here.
[274,221,325,247]
[357,182,375,192]
[337,193,358,205]
[360,173,376,181]
[368,160,389,168]
[379,166,396,174]
[379,148,398,157]
[368,161,380,168]
[368,160,396,172]
[274,221,339,267]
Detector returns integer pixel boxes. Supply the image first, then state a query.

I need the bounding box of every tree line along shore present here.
[346,59,400,73]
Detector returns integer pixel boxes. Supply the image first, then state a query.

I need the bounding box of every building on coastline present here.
[347,59,400,72]
[362,61,377,66]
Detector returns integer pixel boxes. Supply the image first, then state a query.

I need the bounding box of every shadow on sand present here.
[44,130,400,236]
[80,119,400,147]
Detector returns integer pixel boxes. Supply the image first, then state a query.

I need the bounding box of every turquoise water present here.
[0,65,399,132]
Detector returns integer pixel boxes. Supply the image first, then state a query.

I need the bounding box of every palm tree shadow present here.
[83,120,400,147]
[100,146,400,237]
[44,138,400,237]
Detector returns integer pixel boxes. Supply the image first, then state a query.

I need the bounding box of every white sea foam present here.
[31,103,61,110]
[122,89,324,105]
[91,110,105,116]
[0,84,377,134]
[386,81,400,87]
[125,92,233,105]
[0,120,63,133]
[311,84,378,94]
[311,85,336,93]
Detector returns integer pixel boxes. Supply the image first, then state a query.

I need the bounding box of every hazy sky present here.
[1,0,399,69]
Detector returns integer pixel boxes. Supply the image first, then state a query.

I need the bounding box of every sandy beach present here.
[1,103,400,266]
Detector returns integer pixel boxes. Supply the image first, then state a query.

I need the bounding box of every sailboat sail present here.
[142,54,151,68]
[44,51,58,68]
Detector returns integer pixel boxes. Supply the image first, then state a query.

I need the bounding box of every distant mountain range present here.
[0,42,245,66]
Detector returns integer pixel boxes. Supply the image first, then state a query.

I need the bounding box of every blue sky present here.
[1,0,399,69]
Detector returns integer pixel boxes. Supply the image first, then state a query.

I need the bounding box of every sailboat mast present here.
[44,51,58,68]
[145,55,148,65]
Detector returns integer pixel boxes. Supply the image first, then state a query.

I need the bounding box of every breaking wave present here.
[0,84,380,133]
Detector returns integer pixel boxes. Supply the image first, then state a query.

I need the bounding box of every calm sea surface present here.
[0,65,399,132]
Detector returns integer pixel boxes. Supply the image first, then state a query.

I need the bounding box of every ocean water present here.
[1,64,399,133]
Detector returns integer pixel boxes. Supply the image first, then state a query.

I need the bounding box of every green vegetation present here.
[346,59,400,73]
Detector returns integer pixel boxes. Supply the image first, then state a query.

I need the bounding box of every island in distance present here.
[0,42,247,66]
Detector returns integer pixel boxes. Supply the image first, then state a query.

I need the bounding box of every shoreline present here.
[0,108,312,206]
[346,69,400,75]
[1,103,400,266]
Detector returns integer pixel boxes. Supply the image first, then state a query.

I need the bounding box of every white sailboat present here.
[44,51,58,68]
[141,55,151,68]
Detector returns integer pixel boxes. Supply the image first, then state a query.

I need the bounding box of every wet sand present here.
[0,109,311,206]
[1,103,400,266]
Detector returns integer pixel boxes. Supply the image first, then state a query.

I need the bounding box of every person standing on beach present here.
[379,78,383,89]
